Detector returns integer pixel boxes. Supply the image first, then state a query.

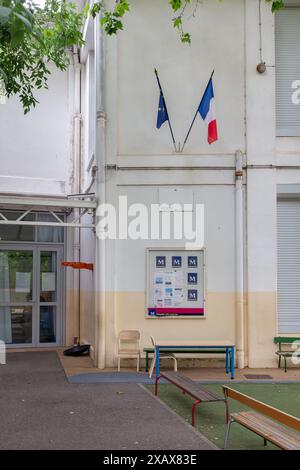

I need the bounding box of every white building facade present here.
[1,0,300,369]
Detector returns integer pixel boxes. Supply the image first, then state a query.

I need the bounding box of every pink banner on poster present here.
[149,307,204,315]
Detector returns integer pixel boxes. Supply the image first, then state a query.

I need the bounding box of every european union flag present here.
[156,92,169,129]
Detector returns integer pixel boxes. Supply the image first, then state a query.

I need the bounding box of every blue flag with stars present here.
[156,91,169,129]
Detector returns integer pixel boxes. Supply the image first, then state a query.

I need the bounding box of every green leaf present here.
[0,5,11,25]
[13,12,33,31]
[43,28,53,38]
[181,32,191,44]
[169,0,182,13]
[10,28,25,46]
[173,17,182,29]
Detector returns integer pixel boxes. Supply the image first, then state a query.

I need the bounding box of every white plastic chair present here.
[0,340,5,365]
[117,330,140,372]
[148,336,177,378]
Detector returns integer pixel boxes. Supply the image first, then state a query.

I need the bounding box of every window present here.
[277,199,300,333]
[0,211,64,243]
[36,213,64,243]
[0,212,35,242]
[275,6,300,136]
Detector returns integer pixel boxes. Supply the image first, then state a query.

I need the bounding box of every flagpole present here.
[154,69,178,152]
[181,70,215,153]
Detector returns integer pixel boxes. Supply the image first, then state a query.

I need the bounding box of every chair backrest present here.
[118,330,140,352]
[223,386,300,432]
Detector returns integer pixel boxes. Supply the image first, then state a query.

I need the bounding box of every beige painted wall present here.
[78,0,300,369]
[116,291,236,349]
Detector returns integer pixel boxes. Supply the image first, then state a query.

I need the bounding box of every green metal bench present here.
[274,337,300,372]
[143,347,230,372]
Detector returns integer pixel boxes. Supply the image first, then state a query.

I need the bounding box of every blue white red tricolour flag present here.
[198,78,218,144]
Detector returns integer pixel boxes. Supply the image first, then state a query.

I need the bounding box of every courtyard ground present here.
[146,382,300,450]
[2,350,300,450]
[0,351,216,450]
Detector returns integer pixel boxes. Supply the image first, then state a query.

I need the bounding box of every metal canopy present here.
[0,194,96,229]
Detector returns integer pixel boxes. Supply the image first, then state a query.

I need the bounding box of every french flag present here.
[198,77,218,144]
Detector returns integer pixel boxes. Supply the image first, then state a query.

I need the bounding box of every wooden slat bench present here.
[274,337,300,372]
[144,347,231,372]
[155,371,227,426]
[223,386,300,450]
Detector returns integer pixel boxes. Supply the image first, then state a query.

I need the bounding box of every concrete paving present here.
[0,351,217,450]
[56,349,300,382]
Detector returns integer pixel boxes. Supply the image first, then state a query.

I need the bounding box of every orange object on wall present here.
[62,262,94,271]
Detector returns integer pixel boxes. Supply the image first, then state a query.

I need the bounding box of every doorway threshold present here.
[6,347,64,353]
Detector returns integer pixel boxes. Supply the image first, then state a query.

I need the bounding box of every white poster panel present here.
[147,249,205,318]
[42,272,56,292]
[15,272,31,293]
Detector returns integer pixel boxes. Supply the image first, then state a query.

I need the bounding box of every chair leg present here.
[224,418,233,450]
[137,355,140,372]
[263,438,267,447]
[173,356,178,372]
[149,356,156,378]
[118,357,121,372]
[284,357,287,373]
[278,355,281,369]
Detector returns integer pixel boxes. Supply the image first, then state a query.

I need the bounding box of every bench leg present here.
[224,418,233,450]
[225,399,229,424]
[263,438,267,447]
[278,355,281,369]
[155,375,161,397]
[192,400,201,427]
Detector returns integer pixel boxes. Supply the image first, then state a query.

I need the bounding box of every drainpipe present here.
[94,18,106,369]
[73,46,82,344]
[235,150,245,369]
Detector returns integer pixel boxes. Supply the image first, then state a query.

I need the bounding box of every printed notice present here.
[154,272,164,285]
[173,271,183,289]
[174,288,184,306]
[42,272,56,292]
[154,287,164,307]
[164,286,173,307]
[164,272,174,286]
[15,272,31,293]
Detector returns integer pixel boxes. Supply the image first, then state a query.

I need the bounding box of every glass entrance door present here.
[0,249,34,344]
[0,246,63,346]
[38,249,62,345]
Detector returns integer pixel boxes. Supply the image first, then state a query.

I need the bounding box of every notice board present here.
[146,249,205,318]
